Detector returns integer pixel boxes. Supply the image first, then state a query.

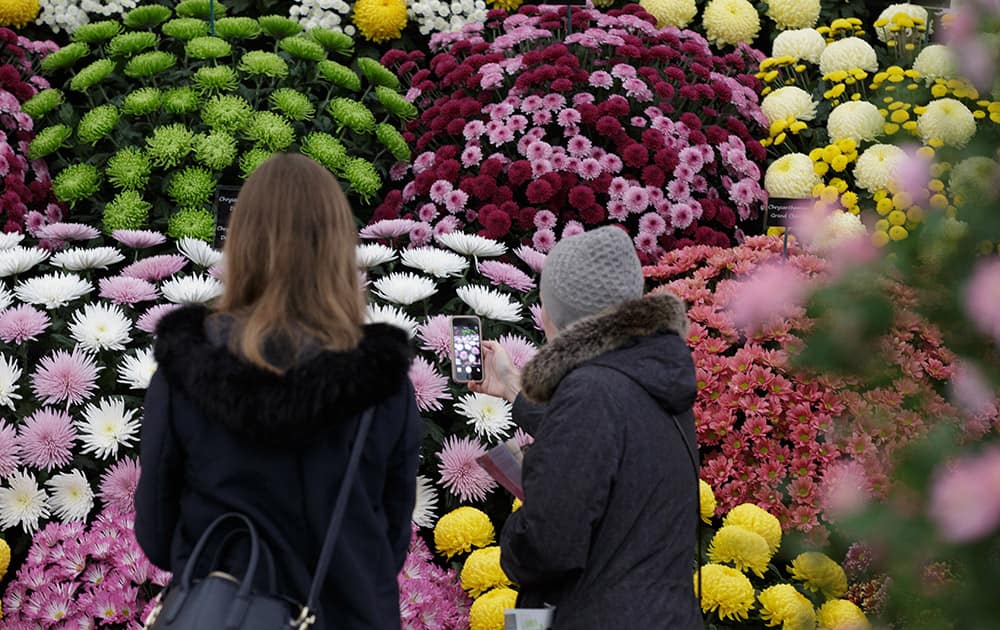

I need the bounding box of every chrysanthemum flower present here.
[412,475,439,529]
[18,408,76,471]
[112,229,167,249]
[375,86,417,119]
[106,147,152,191]
[461,546,512,598]
[789,552,848,598]
[0,471,49,532]
[437,436,496,502]
[640,0,696,28]
[279,36,326,62]
[194,131,238,171]
[168,167,216,209]
[764,153,820,199]
[0,233,23,250]
[117,347,158,390]
[46,470,94,522]
[819,37,878,75]
[409,357,451,412]
[146,124,194,169]
[366,303,418,337]
[16,272,93,309]
[28,124,72,160]
[917,98,977,148]
[376,123,411,161]
[269,88,316,121]
[816,599,870,629]
[77,105,120,145]
[0,0,40,29]
[497,334,537,370]
[99,276,159,305]
[436,233,506,257]
[77,398,141,460]
[772,28,826,63]
[417,314,452,358]
[758,583,817,630]
[360,219,418,240]
[700,479,718,523]
[353,0,408,43]
[356,244,396,269]
[99,457,140,513]
[434,505,495,557]
[246,111,295,151]
[478,260,535,293]
[214,16,263,39]
[69,303,133,352]
[137,304,181,334]
[469,587,518,630]
[373,272,439,305]
[121,254,187,281]
[238,51,289,78]
[194,65,241,95]
[0,305,49,344]
[162,17,211,40]
[37,222,100,242]
[300,132,348,172]
[123,51,179,79]
[107,31,157,57]
[21,88,64,119]
[874,3,927,42]
[186,36,232,60]
[0,421,20,477]
[327,98,377,133]
[708,525,773,577]
[69,59,115,92]
[51,246,124,271]
[724,503,783,554]
[913,45,957,83]
[258,14,302,37]
[0,246,50,277]
[123,87,162,116]
[124,4,172,28]
[767,0,820,30]
[161,275,223,305]
[695,563,756,621]
[456,285,522,323]
[827,101,884,143]
[0,353,21,410]
[52,164,101,205]
[703,0,760,46]
[168,208,216,241]
[456,393,514,442]
[761,86,817,125]
[513,245,546,274]
[853,144,905,193]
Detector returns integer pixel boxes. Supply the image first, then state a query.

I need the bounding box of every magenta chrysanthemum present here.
[120,254,188,281]
[497,334,538,370]
[409,356,452,412]
[417,314,453,360]
[136,303,181,334]
[437,435,496,503]
[18,408,77,471]
[31,349,100,406]
[98,276,159,305]
[0,305,50,344]
[99,457,141,513]
[477,261,536,293]
[112,229,168,249]
[37,222,100,241]
[0,420,21,477]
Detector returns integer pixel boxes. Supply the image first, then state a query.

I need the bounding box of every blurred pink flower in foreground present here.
[726,263,809,332]
[964,258,1000,345]
[820,460,873,521]
[949,359,998,419]
[928,446,1000,543]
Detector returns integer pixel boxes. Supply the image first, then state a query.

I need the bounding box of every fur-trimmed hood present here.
[152,306,413,446]
[521,292,693,406]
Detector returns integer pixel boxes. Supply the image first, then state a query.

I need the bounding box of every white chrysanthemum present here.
[950,157,998,198]
[51,246,124,271]
[0,354,22,410]
[828,101,885,143]
[0,471,49,532]
[0,286,12,312]
[772,28,827,63]
[117,347,157,390]
[456,285,522,323]
[0,232,24,250]
[809,211,868,253]
[412,475,439,528]
[161,275,224,305]
[455,393,514,442]
[36,0,89,34]
[366,303,418,337]
[640,0,697,28]
[78,398,140,460]
[46,470,94,522]
[819,37,878,75]
[767,0,820,30]
[0,246,50,278]
[436,232,506,257]
[917,98,977,148]
[372,272,438,306]
[764,153,821,198]
[290,0,356,35]
[15,272,93,309]
[854,144,906,193]
[356,244,396,269]
[69,303,133,352]
[761,86,817,124]
[409,0,488,36]
[177,237,223,268]
[876,3,929,42]
[401,247,469,278]
[913,45,957,83]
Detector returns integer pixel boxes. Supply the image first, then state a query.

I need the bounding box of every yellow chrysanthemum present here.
[434,507,495,558]
[469,587,518,630]
[816,599,870,629]
[917,98,977,148]
[488,0,524,10]
[788,552,848,599]
[702,0,760,47]
[723,503,783,554]
[512,498,522,512]
[0,0,38,28]
[461,546,512,597]
[0,538,9,579]
[772,28,827,64]
[353,0,408,43]
[758,583,817,630]
[765,153,821,199]
[828,101,884,143]
[913,45,957,83]
[819,37,878,75]
[695,563,756,621]
[853,144,905,193]
[767,0,820,30]
[762,86,818,125]
[640,0,697,28]
[700,479,717,523]
[708,525,772,577]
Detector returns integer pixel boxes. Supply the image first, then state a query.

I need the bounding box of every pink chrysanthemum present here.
[669,202,696,229]
[429,180,454,204]
[513,246,546,273]
[0,305,50,344]
[533,210,557,230]
[577,158,601,180]
[530,304,545,332]
[408,357,452,412]
[532,229,556,253]
[562,221,585,239]
[120,254,188,281]
[359,219,418,240]
[417,315,453,360]
[32,349,100,406]
[437,436,496,503]
[99,457,141,513]
[37,223,100,241]
[478,261,536,293]
[588,71,613,88]
[98,276,159,305]
[136,303,181,334]
[639,212,667,236]
[634,231,658,253]
[0,420,21,477]
[18,408,76,471]
[497,334,538,370]
[112,230,167,249]
[623,187,650,213]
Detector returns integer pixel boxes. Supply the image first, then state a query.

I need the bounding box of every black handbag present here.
[144,407,376,630]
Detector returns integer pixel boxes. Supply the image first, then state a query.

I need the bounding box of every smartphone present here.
[450,316,484,383]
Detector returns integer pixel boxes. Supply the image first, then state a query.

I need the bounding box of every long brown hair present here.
[215,153,364,373]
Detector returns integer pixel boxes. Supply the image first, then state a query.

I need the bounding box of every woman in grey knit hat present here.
[473,225,702,629]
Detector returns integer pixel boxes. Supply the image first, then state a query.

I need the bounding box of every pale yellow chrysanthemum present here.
[772,28,827,64]
[828,101,884,143]
[723,503,783,554]
[640,0,697,28]
[700,479,717,523]
[702,0,761,47]
[853,144,905,193]
[917,98,977,148]
[758,583,817,630]
[810,211,867,253]
[788,551,848,599]
[708,525,773,577]
[767,0,820,30]
[762,86,818,125]
[461,546,512,597]
[695,563,756,621]
[434,506,495,558]
[765,153,822,199]
[816,599,870,629]
[913,45,957,83]
[469,587,518,630]
[875,3,929,42]
[819,37,878,75]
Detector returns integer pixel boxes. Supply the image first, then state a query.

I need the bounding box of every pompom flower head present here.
[201,94,253,132]
[438,435,496,502]
[434,506,495,558]
[639,0,697,28]
[765,154,820,199]
[18,407,76,471]
[917,98,977,148]
[767,0,820,30]
[469,587,518,630]
[853,144,905,193]
[724,503,783,554]
[162,17,211,40]
[827,101,883,143]
[819,38,878,75]
[761,86,817,125]
[53,164,101,205]
[758,583,817,630]
[238,51,289,78]
[708,525,773,577]
[168,167,216,208]
[195,131,238,170]
[123,87,163,116]
[788,552,848,599]
[772,28,826,63]
[168,208,216,242]
[193,65,240,93]
[0,0,40,29]
[103,191,152,234]
[146,124,195,169]
[700,479,718,523]
[186,36,232,60]
[703,0,760,46]
[270,88,316,121]
[696,563,756,621]
[246,111,295,151]
[106,147,152,190]
[461,546,511,597]
[816,599,870,629]
[353,0,408,43]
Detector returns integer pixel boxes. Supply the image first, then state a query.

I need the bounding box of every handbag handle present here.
[208,528,280,594]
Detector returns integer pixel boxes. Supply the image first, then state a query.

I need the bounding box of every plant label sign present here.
[764,197,809,238]
[214,185,241,248]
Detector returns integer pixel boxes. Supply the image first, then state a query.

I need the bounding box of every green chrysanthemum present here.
[69,59,115,92]
[106,146,152,190]
[53,163,101,205]
[77,104,119,144]
[357,57,399,89]
[146,124,195,169]
[201,94,252,132]
[175,0,227,20]
[317,60,360,91]
[269,88,315,120]
[71,20,121,44]
[258,15,302,38]
[245,111,294,151]
[123,87,162,116]
[376,86,417,119]
[193,65,240,93]
[239,147,273,178]
[162,87,200,114]
[123,5,172,28]
[342,157,381,201]
[125,51,177,78]
[28,124,72,160]
[328,98,376,133]
[186,36,232,60]
[40,42,89,73]
[106,31,157,57]
[103,190,151,233]
[300,132,347,171]
[238,51,288,79]
[21,88,64,119]
[168,167,216,208]
[307,28,354,55]
[278,36,325,62]
[168,208,216,241]
[162,18,211,41]
[376,123,410,161]
[194,131,238,170]
[214,17,261,40]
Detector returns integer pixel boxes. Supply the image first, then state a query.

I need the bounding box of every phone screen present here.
[451,317,483,382]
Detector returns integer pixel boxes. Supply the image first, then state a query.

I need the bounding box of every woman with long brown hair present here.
[135,153,421,629]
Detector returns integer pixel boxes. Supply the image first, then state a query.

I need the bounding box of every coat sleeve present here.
[134,370,185,571]
[382,381,423,570]
[499,368,623,589]
[512,394,546,436]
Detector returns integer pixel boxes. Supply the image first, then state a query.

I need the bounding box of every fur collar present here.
[153,306,413,446]
[520,293,689,403]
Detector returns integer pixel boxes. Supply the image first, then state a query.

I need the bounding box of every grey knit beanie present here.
[539,226,643,331]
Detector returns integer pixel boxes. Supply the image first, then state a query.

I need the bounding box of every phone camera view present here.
[453,324,483,381]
